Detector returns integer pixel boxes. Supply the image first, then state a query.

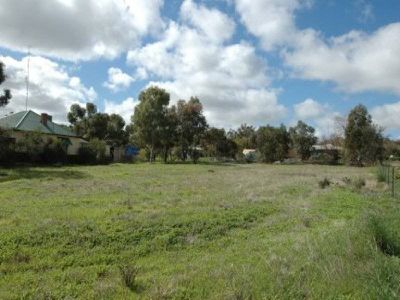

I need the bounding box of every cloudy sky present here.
[0,0,399,137]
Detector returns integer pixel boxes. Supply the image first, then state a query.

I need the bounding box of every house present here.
[0,110,87,155]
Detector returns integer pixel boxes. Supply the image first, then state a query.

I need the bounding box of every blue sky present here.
[0,0,399,138]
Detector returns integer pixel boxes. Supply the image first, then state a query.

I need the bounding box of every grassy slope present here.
[0,163,399,299]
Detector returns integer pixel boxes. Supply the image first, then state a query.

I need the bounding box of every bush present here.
[119,264,139,291]
[354,177,366,190]
[309,151,340,165]
[318,178,331,189]
[376,166,387,182]
[41,137,67,164]
[77,139,108,164]
[77,145,97,164]
[0,129,16,165]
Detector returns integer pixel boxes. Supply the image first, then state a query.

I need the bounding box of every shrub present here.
[376,166,387,182]
[119,264,139,291]
[16,131,43,162]
[0,129,15,165]
[318,177,331,189]
[77,146,97,164]
[370,215,400,257]
[354,177,366,190]
[309,151,340,165]
[41,137,67,164]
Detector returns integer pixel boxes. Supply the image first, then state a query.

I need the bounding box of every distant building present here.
[243,149,256,156]
[0,110,87,155]
[312,144,343,152]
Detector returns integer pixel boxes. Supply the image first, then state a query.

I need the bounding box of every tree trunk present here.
[149,145,154,163]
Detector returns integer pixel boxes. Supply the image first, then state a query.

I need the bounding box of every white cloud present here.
[294,98,340,138]
[180,0,236,43]
[103,67,135,92]
[126,1,286,128]
[284,24,400,95]
[235,1,400,96]
[0,0,165,61]
[294,98,326,120]
[234,0,308,50]
[0,55,96,122]
[104,97,138,124]
[372,102,400,130]
[356,0,374,23]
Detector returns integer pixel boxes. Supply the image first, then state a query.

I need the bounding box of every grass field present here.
[1,163,400,299]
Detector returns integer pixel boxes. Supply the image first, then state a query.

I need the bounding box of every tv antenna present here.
[25,48,31,111]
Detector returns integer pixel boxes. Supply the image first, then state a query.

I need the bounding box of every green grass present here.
[0,163,400,299]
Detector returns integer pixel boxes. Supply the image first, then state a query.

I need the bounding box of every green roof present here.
[0,111,78,137]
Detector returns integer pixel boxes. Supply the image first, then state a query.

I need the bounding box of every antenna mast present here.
[25,49,31,111]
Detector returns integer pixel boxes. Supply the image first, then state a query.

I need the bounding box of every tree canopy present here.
[289,121,318,160]
[0,61,12,108]
[344,104,383,165]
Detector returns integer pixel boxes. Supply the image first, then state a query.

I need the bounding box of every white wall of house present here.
[9,130,87,155]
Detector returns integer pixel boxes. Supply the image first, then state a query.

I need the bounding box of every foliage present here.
[68,103,127,146]
[353,177,366,190]
[77,145,97,164]
[377,166,387,183]
[0,61,12,107]
[256,125,289,163]
[289,121,317,160]
[344,104,384,166]
[175,97,208,162]
[15,131,44,162]
[131,86,171,163]
[229,124,257,154]
[41,137,67,164]
[309,151,340,165]
[201,127,237,160]
[0,128,15,164]
[318,177,331,189]
[119,264,139,291]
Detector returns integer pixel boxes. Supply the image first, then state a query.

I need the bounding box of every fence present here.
[378,163,398,198]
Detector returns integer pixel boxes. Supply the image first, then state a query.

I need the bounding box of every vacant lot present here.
[1,163,400,299]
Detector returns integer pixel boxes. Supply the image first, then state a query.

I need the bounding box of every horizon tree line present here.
[0,58,392,166]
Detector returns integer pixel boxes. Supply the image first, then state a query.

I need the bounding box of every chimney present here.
[41,113,49,126]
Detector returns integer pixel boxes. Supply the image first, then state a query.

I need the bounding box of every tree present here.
[131,86,171,162]
[202,127,237,159]
[344,104,383,166]
[290,121,317,160]
[231,124,257,151]
[257,125,289,163]
[67,103,128,146]
[0,61,12,107]
[107,114,128,146]
[176,97,208,162]
[159,106,178,163]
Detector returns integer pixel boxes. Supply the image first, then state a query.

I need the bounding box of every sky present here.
[0,0,399,138]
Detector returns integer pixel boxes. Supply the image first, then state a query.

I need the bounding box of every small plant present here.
[377,167,387,182]
[342,177,352,185]
[318,177,331,189]
[353,177,366,190]
[119,264,139,291]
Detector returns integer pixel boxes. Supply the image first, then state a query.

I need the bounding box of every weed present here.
[119,264,139,291]
[318,178,331,189]
[353,178,366,190]
[376,167,387,183]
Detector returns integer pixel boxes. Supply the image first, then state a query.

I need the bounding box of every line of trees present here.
[0,57,394,166]
[128,86,321,164]
[67,86,388,166]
